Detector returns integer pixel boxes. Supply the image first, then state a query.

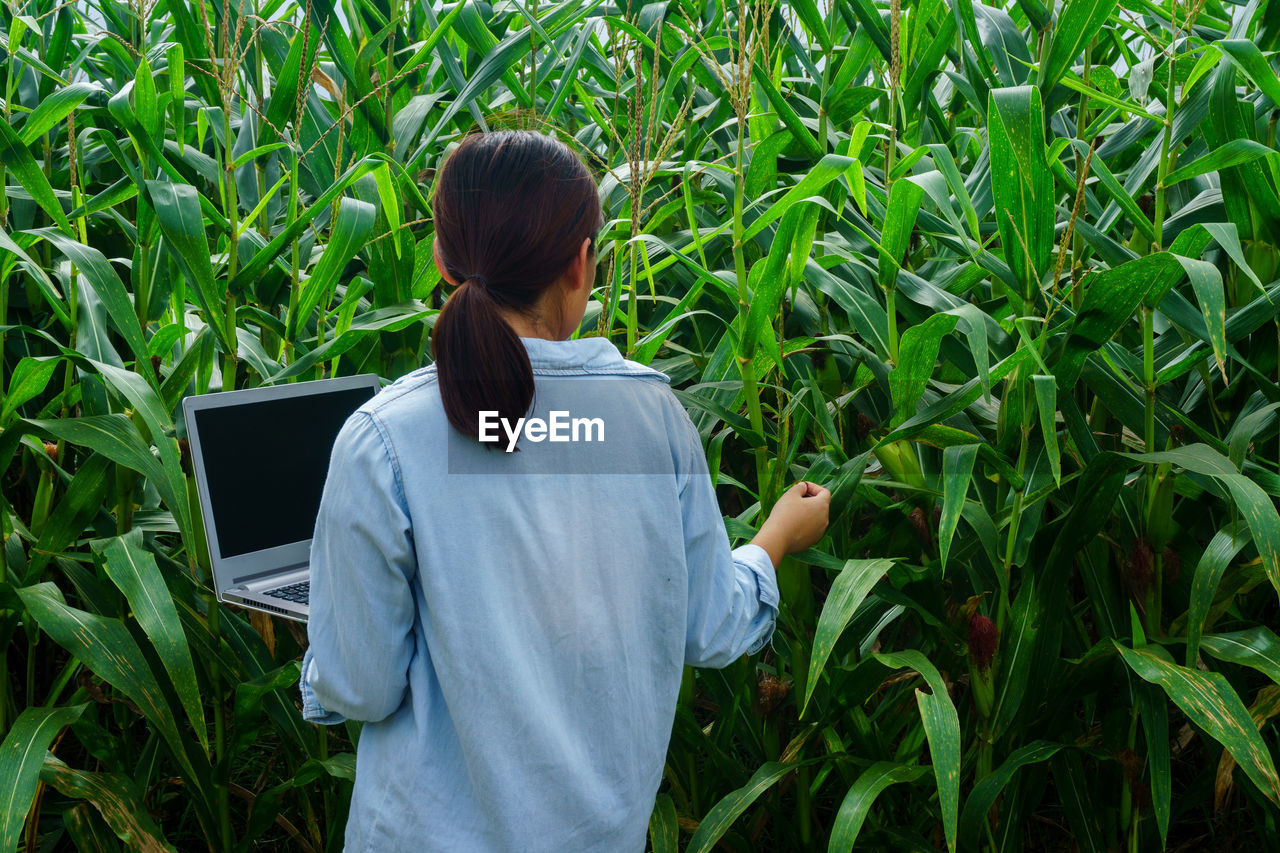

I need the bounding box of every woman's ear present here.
[569,236,592,291]
[433,238,460,286]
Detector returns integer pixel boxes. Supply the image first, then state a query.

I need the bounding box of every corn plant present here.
[2,0,1280,849]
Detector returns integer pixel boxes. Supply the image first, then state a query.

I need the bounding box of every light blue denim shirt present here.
[298,335,779,852]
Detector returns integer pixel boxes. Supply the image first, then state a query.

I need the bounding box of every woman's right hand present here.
[750,481,831,568]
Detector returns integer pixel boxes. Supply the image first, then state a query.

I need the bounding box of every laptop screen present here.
[192,386,377,558]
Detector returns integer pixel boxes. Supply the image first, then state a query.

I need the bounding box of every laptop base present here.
[222,581,309,622]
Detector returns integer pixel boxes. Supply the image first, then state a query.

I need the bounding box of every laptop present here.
[181,373,382,622]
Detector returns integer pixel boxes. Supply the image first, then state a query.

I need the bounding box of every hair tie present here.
[465,274,490,290]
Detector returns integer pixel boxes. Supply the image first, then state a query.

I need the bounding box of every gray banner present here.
[444,377,688,476]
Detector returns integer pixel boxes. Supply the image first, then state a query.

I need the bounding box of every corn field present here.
[2,0,1280,848]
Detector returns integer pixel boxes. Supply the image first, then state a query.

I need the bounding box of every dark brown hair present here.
[430,130,603,447]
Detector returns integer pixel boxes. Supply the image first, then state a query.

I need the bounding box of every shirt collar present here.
[519,336,620,370]
[517,336,669,381]
[415,335,669,381]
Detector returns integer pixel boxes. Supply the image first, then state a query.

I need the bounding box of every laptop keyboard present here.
[264,581,309,605]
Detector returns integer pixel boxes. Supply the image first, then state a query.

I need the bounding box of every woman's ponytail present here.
[431,275,533,448]
[429,130,603,450]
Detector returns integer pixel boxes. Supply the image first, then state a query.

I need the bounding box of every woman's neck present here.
[498,306,563,341]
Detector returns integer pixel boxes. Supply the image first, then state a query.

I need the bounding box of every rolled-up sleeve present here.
[299,409,417,724]
[675,406,780,668]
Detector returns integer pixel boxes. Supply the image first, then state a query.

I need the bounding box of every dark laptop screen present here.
[194,386,377,558]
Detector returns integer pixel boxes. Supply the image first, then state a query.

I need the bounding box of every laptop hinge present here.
[231,559,309,588]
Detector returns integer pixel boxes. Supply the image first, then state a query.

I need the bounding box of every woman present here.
[299,130,830,851]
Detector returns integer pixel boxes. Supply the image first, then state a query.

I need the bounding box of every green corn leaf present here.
[397,0,467,81]
[946,303,992,398]
[167,43,184,150]
[788,0,833,51]
[877,177,925,292]
[9,416,167,496]
[742,155,854,243]
[890,313,958,427]
[958,741,1065,850]
[802,375,840,450]
[1049,749,1106,853]
[134,57,161,142]
[1135,681,1171,847]
[68,176,139,221]
[991,577,1042,738]
[6,13,33,51]
[828,762,927,853]
[40,756,175,852]
[1031,374,1060,485]
[1052,252,1183,387]
[0,119,73,234]
[882,348,1035,446]
[745,130,792,200]
[1116,643,1280,806]
[788,204,821,290]
[1127,445,1280,596]
[62,802,118,849]
[980,7,1036,87]
[33,228,151,366]
[27,452,112,578]
[749,62,824,160]
[1202,222,1263,289]
[1040,0,1121,94]
[1217,39,1280,108]
[288,197,377,340]
[266,304,432,383]
[0,224,65,326]
[0,704,87,852]
[160,326,213,413]
[230,155,383,290]
[648,793,678,853]
[373,162,402,259]
[626,232,737,302]
[263,22,323,135]
[740,204,801,362]
[802,559,895,717]
[827,454,870,522]
[546,24,596,121]
[686,759,823,853]
[306,0,388,146]
[905,16,960,110]
[939,444,979,571]
[145,181,228,352]
[97,530,207,751]
[923,143,980,242]
[73,282,118,370]
[231,143,291,171]
[1164,139,1280,187]
[16,583,212,809]
[1,356,63,424]
[19,82,95,145]
[1227,403,1280,471]
[1063,138,1156,241]
[102,90,230,237]
[83,360,190,535]
[1206,58,1280,230]
[873,649,960,853]
[950,0,998,89]
[988,86,1053,302]
[1173,254,1227,380]
[1200,627,1280,688]
[17,584,160,723]
[231,662,303,755]
[425,29,534,146]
